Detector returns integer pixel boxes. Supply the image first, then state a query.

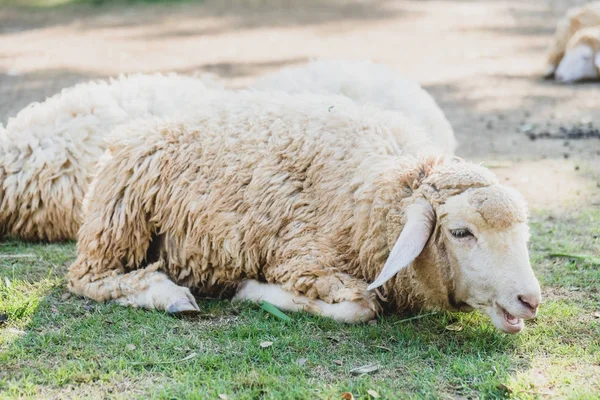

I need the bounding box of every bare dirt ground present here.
[0,0,599,212]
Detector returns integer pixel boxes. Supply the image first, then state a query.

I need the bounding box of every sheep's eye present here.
[450,228,474,239]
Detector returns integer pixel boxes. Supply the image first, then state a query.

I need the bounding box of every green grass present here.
[1,209,599,399]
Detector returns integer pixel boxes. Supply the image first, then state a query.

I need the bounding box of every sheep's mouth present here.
[493,304,524,334]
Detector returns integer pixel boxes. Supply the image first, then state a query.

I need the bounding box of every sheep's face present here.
[368,162,541,334]
[437,186,541,333]
[555,44,600,82]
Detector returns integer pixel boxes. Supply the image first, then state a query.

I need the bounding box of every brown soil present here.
[1,0,598,211]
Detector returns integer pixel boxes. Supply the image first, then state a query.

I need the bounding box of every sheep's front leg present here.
[247,253,380,323]
[68,260,199,314]
[233,280,376,323]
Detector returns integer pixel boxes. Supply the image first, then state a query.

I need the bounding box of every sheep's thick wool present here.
[68,90,526,317]
[253,60,456,154]
[0,74,220,241]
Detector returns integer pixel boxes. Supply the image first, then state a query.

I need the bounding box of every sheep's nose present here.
[518,294,540,316]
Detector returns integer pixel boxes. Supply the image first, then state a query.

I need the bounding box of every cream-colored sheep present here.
[253,60,457,154]
[555,26,600,82]
[68,90,541,334]
[544,2,600,78]
[0,74,220,242]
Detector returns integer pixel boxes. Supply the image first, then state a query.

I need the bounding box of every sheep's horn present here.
[367,198,435,291]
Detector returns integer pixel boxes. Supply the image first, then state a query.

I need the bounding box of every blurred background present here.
[0,0,598,211]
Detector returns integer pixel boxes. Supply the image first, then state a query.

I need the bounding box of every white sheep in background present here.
[544,1,600,79]
[555,26,600,82]
[0,74,221,242]
[68,90,541,334]
[253,60,457,154]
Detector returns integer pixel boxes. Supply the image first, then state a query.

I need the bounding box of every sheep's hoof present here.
[167,299,200,315]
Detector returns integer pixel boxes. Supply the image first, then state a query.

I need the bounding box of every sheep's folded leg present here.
[233,279,376,323]
[265,255,378,306]
[68,260,199,314]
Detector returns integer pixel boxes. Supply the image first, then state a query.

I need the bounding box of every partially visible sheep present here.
[544,2,600,78]
[252,60,457,154]
[68,90,541,334]
[0,74,221,242]
[555,26,600,82]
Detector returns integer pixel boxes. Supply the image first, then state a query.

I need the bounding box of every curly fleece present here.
[0,74,220,241]
[68,90,528,315]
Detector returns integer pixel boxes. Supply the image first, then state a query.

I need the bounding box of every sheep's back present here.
[97,91,434,286]
[253,60,456,154]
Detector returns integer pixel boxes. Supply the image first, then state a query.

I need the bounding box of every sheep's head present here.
[370,161,541,334]
[555,43,600,82]
[555,28,600,83]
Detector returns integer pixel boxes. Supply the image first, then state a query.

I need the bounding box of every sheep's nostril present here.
[518,294,540,313]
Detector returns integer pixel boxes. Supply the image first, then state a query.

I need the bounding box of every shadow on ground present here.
[0,0,409,36]
[0,242,531,398]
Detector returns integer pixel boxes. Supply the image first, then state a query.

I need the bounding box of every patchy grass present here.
[0,210,599,399]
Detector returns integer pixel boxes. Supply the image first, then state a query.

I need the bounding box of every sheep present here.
[543,2,600,78]
[67,90,541,334]
[555,26,600,82]
[252,60,457,154]
[0,73,221,242]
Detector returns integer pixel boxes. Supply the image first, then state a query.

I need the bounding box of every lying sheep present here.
[0,74,220,242]
[253,60,457,154]
[68,91,541,334]
[555,26,600,82]
[544,2,600,78]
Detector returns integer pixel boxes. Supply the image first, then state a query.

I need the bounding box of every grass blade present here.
[549,253,600,265]
[260,300,292,322]
[394,312,438,325]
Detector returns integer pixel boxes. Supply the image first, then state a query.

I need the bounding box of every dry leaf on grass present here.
[497,383,512,394]
[341,392,355,400]
[372,345,391,352]
[333,359,343,366]
[260,341,273,348]
[218,394,228,400]
[367,389,380,398]
[61,292,71,301]
[131,352,197,366]
[295,358,307,366]
[445,322,463,332]
[350,363,379,375]
[126,344,136,351]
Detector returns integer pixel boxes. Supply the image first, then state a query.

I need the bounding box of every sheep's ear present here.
[367,198,435,291]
